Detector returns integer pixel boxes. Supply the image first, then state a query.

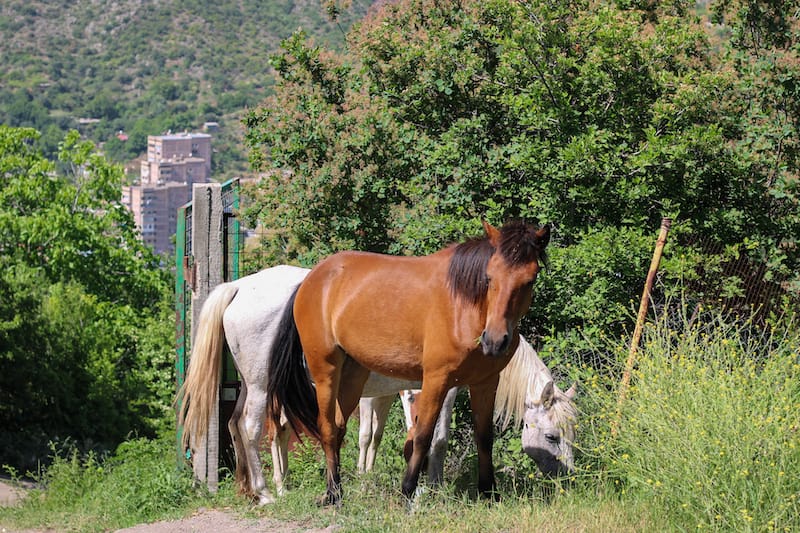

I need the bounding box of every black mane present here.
[446,221,548,305]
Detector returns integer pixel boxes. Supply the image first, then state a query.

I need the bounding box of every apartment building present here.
[122,132,212,255]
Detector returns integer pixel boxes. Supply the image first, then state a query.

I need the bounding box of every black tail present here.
[266,287,321,441]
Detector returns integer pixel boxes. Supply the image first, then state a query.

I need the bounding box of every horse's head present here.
[522,380,577,477]
[480,220,550,357]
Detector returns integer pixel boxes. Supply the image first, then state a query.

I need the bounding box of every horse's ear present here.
[565,382,577,400]
[482,219,501,245]
[540,380,555,408]
[533,223,551,250]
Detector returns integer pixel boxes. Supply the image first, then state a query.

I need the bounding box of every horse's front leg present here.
[469,378,501,500]
[401,380,449,500]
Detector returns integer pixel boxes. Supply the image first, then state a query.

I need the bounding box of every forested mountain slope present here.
[0,0,371,177]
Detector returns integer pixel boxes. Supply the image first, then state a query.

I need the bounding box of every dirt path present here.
[114,507,336,533]
[0,479,33,507]
[0,480,334,533]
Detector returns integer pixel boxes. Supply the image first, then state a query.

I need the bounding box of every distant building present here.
[122,132,212,255]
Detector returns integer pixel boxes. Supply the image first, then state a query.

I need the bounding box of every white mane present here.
[494,336,577,436]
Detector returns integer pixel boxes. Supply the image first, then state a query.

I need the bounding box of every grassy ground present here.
[0,435,652,533]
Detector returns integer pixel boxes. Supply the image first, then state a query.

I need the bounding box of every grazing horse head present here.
[522,381,578,476]
[448,220,550,357]
[494,335,578,477]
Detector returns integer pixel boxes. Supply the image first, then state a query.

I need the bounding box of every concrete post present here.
[190,183,224,492]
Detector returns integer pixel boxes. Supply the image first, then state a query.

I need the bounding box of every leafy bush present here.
[245,0,800,353]
[0,127,175,471]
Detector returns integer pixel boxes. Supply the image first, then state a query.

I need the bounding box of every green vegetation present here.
[601,308,800,531]
[244,0,800,358]
[2,0,799,530]
[1,437,200,532]
[0,0,369,178]
[0,126,174,472]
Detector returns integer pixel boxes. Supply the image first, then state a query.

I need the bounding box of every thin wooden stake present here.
[612,217,671,436]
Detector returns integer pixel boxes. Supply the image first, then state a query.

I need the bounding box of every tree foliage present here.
[0,126,174,471]
[245,0,799,353]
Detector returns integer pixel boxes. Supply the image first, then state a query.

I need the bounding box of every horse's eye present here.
[545,434,560,444]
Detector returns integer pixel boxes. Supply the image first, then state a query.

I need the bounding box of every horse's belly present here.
[339,328,425,381]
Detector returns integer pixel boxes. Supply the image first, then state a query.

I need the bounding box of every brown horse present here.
[266,220,550,504]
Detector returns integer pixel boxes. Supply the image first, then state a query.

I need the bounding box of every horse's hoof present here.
[315,492,341,507]
[256,493,276,505]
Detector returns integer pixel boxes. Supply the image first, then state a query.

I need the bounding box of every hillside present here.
[0,0,372,179]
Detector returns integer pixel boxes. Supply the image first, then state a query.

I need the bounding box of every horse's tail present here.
[177,283,239,451]
[266,287,320,440]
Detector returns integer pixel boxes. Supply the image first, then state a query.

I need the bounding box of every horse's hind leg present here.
[227,384,251,497]
[357,398,374,473]
[233,381,274,505]
[309,353,370,505]
[271,410,291,495]
[358,395,394,473]
[303,346,347,505]
[427,386,458,485]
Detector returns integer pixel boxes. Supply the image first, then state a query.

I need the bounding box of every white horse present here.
[358,336,578,484]
[178,265,577,504]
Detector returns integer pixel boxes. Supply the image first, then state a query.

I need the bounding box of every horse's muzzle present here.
[481,331,509,357]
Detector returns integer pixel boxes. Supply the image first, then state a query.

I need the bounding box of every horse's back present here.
[295,250,456,379]
[223,265,310,360]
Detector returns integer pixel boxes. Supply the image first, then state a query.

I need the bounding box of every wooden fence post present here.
[613,217,671,436]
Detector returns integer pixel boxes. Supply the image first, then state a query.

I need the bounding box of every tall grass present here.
[578,303,800,531]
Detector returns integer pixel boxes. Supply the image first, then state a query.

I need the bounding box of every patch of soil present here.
[115,508,335,533]
[0,479,35,507]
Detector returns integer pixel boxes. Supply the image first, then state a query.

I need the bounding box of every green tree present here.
[0,126,174,471]
[245,0,799,353]
[710,0,800,293]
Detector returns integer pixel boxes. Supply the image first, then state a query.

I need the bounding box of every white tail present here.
[177,283,239,450]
